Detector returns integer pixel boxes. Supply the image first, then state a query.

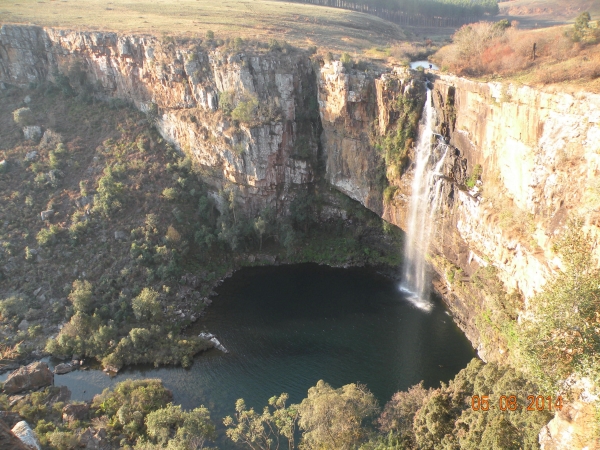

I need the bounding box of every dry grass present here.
[498,0,600,26]
[433,22,600,92]
[0,0,405,53]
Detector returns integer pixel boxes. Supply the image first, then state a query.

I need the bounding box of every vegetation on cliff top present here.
[433,14,600,92]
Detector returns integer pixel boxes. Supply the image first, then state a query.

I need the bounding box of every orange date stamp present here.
[471,395,563,412]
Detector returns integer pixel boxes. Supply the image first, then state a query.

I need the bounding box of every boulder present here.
[3,362,54,395]
[79,427,111,450]
[0,420,28,450]
[40,210,54,221]
[17,319,29,331]
[23,126,42,142]
[0,411,22,428]
[75,196,93,208]
[24,151,37,161]
[54,363,75,375]
[114,230,128,240]
[62,403,90,423]
[45,386,71,405]
[11,421,40,450]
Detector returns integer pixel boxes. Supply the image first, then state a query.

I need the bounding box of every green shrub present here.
[383,185,398,203]
[93,167,124,216]
[205,30,214,40]
[162,187,178,201]
[36,225,61,246]
[466,164,483,189]
[0,295,29,323]
[13,107,33,126]
[231,95,259,123]
[340,52,353,69]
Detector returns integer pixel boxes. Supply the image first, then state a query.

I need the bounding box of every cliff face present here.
[4,23,600,359]
[0,24,320,215]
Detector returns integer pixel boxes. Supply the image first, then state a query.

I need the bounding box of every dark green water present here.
[16,264,476,444]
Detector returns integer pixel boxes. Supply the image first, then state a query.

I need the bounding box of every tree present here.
[254,217,266,251]
[575,11,591,31]
[517,220,600,389]
[378,382,430,446]
[143,403,215,449]
[297,380,379,450]
[68,280,93,313]
[224,395,298,450]
[132,288,162,321]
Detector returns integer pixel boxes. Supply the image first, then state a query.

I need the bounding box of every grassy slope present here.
[498,0,600,27]
[0,0,405,53]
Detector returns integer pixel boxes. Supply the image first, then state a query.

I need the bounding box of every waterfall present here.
[400,88,448,311]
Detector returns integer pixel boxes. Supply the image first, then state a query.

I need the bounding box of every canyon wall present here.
[0,24,321,216]
[4,24,600,359]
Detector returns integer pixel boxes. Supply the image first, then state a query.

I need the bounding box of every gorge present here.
[1,22,600,448]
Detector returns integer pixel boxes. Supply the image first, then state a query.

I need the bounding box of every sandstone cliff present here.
[0,24,321,216]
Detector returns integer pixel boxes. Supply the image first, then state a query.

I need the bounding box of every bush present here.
[231,95,259,124]
[36,225,61,246]
[206,30,214,40]
[131,288,161,321]
[340,52,353,69]
[298,380,379,449]
[0,295,30,323]
[93,167,124,216]
[68,280,93,314]
[13,107,33,126]
[162,187,178,201]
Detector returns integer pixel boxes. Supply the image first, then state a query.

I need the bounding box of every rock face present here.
[0,24,320,214]
[3,362,54,395]
[62,403,90,423]
[539,400,600,450]
[0,420,29,450]
[11,421,41,450]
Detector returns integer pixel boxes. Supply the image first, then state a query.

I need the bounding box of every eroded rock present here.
[0,420,28,450]
[62,403,90,423]
[3,362,54,395]
[23,126,42,142]
[11,421,40,450]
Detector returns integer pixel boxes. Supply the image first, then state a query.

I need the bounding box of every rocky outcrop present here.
[11,421,41,450]
[0,420,29,450]
[3,362,53,395]
[62,403,90,423]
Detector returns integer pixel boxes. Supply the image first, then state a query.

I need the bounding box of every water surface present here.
[7,264,475,443]
[410,60,439,70]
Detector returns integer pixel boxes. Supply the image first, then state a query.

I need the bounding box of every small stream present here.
[4,264,475,446]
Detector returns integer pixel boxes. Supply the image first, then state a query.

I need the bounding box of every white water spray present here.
[400,88,449,311]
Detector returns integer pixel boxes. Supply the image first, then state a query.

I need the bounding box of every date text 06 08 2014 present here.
[471,395,563,412]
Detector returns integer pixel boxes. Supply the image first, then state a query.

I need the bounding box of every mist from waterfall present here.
[400,88,448,311]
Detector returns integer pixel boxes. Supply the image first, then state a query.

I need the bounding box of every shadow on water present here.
[7,264,475,447]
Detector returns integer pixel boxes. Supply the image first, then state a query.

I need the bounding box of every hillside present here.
[0,0,406,53]
[498,0,600,27]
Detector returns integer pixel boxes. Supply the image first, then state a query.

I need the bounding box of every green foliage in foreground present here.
[517,220,600,391]
[223,359,549,450]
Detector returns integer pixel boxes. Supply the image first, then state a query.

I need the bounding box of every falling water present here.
[400,88,449,311]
